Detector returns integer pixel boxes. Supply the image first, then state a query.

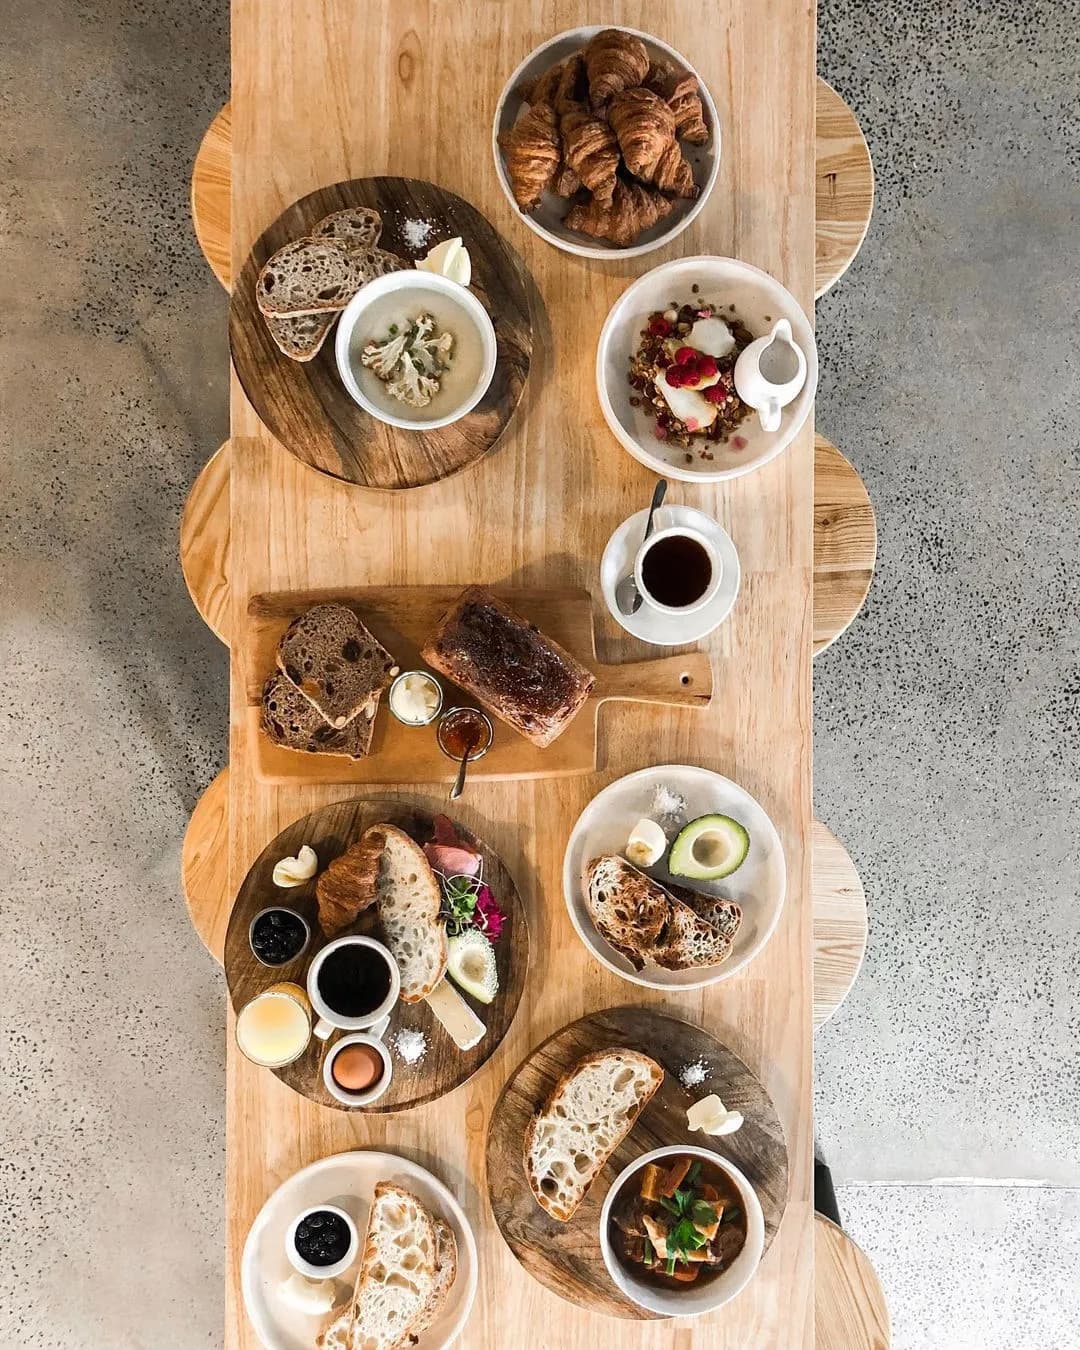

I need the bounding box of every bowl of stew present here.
[599,1145,765,1317]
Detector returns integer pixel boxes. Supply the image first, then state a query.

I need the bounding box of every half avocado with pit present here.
[668,814,750,881]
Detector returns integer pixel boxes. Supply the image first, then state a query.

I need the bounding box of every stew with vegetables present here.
[608,1154,747,1289]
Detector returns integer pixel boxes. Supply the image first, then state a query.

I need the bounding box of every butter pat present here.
[279,1272,342,1315]
[273,845,318,888]
[687,1093,744,1137]
[415,237,472,287]
[425,978,486,1050]
[389,671,442,726]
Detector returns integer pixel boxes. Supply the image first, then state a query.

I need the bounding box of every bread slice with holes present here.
[360,823,448,1002]
[276,604,398,729]
[256,236,377,316]
[261,674,377,759]
[584,856,669,969]
[408,1218,458,1338]
[668,882,742,948]
[311,206,383,251]
[264,310,335,362]
[524,1048,663,1223]
[649,894,739,971]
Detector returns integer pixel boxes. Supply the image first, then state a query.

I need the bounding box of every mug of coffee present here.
[634,522,722,616]
[306,936,400,1040]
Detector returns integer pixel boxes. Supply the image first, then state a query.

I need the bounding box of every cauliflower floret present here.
[359,312,454,409]
[387,349,441,408]
[360,328,410,378]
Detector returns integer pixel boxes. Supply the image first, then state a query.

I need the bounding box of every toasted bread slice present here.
[585,856,669,967]
[360,823,448,1002]
[261,674,376,759]
[649,895,738,971]
[311,206,383,251]
[668,882,742,947]
[524,1048,663,1222]
[264,310,335,362]
[276,603,398,729]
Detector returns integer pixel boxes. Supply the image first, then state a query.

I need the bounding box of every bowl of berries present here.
[596,256,817,482]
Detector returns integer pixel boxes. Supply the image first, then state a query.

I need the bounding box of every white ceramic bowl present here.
[492,27,721,259]
[322,1032,394,1109]
[334,271,497,430]
[285,1203,359,1281]
[599,1146,765,1318]
[596,255,818,481]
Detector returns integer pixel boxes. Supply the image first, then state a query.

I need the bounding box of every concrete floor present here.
[0,1,1076,1347]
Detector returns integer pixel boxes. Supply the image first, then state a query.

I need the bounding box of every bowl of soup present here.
[599,1145,764,1317]
[335,270,497,430]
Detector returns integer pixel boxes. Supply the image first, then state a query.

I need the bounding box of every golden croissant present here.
[565,179,675,249]
[583,28,649,108]
[560,102,619,206]
[609,88,696,198]
[665,73,709,144]
[518,52,585,111]
[498,102,560,211]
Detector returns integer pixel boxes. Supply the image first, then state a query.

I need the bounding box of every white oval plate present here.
[596,255,818,481]
[241,1150,478,1350]
[563,765,786,989]
[492,27,721,259]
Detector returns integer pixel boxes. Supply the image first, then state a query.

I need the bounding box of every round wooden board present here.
[191,103,231,291]
[180,443,230,644]
[225,796,528,1112]
[812,821,869,1029]
[813,434,877,654]
[229,179,534,489]
[815,78,875,299]
[181,766,231,961]
[486,1005,788,1320]
[815,1215,891,1349]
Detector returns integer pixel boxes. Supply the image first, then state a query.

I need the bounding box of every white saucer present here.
[600,504,740,645]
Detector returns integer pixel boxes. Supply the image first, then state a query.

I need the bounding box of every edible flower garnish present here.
[473,885,506,941]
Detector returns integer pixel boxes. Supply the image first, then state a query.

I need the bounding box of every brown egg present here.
[332,1043,383,1093]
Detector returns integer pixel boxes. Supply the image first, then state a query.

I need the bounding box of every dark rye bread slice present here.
[421,585,595,748]
[261,674,376,759]
[276,603,399,729]
[264,310,335,362]
[256,238,406,317]
[310,206,383,251]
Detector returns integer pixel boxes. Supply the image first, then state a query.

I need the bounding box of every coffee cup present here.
[306,936,400,1040]
[323,1032,394,1107]
[634,521,723,615]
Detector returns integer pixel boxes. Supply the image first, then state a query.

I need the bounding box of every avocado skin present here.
[668,814,750,881]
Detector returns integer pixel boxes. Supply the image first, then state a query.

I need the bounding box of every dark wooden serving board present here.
[485,1006,789,1320]
[243,586,713,785]
[225,796,528,1112]
[229,177,533,489]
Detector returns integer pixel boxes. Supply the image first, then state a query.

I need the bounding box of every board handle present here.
[592,652,713,707]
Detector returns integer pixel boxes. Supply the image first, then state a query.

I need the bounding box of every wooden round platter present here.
[486,1005,788,1319]
[224,796,529,1112]
[229,178,533,489]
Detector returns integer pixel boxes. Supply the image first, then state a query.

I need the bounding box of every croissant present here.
[652,139,698,198]
[665,73,709,144]
[565,179,675,249]
[607,87,676,178]
[583,28,649,109]
[498,103,560,211]
[559,102,619,206]
[552,160,582,198]
[518,52,585,110]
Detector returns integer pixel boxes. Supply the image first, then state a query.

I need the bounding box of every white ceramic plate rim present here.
[595,255,818,482]
[562,764,787,990]
[241,1150,479,1350]
[334,271,497,430]
[491,26,721,260]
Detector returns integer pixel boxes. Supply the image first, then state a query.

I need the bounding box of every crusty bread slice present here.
[264,309,335,362]
[585,856,669,968]
[668,882,742,947]
[311,206,383,251]
[256,236,379,317]
[408,1218,458,1338]
[276,603,398,729]
[261,673,377,759]
[650,896,738,971]
[362,823,448,1002]
[524,1048,663,1222]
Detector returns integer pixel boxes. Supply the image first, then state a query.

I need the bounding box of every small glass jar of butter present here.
[388,670,444,726]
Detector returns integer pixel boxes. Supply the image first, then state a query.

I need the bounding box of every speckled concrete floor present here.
[0,2,1076,1347]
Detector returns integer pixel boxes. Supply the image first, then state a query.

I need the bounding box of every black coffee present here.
[316,944,392,1018]
[641,534,713,608]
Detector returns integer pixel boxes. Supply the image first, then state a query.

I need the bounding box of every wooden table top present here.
[227,3,816,1347]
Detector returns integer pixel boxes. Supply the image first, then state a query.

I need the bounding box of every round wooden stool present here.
[815,78,874,298]
[191,103,232,291]
[179,442,231,644]
[180,766,231,960]
[813,434,877,654]
[815,1214,891,1348]
[811,821,868,1028]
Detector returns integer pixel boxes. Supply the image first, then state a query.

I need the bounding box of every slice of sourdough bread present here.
[360,823,448,1002]
[311,206,383,251]
[256,236,378,317]
[524,1048,663,1222]
[585,856,669,968]
[408,1218,458,1338]
[276,603,398,729]
[260,674,376,759]
[264,310,335,362]
[649,896,738,971]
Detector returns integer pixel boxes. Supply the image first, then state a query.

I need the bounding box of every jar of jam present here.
[436,706,494,762]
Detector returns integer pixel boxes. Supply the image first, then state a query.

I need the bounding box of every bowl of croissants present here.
[493,26,720,258]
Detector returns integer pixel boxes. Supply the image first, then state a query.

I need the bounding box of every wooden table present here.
[227,3,816,1346]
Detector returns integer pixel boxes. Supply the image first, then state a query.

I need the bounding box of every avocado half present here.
[668,814,750,881]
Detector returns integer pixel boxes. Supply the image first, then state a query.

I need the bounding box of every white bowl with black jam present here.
[285,1204,359,1281]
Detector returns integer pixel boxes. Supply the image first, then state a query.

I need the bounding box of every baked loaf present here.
[525,1048,663,1222]
[261,674,376,759]
[277,603,398,729]
[421,586,595,748]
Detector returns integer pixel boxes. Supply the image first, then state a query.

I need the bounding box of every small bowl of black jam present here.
[249,908,311,967]
[285,1204,359,1280]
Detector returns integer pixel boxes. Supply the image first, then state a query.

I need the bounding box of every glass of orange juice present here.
[236,982,312,1067]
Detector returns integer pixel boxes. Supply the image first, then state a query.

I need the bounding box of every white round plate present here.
[600,503,740,645]
[241,1151,478,1350]
[492,27,721,260]
[563,764,786,989]
[596,255,818,482]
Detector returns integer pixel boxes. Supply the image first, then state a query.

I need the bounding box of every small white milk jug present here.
[733,319,807,433]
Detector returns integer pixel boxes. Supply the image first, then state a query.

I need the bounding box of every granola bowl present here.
[596,256,817,482]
